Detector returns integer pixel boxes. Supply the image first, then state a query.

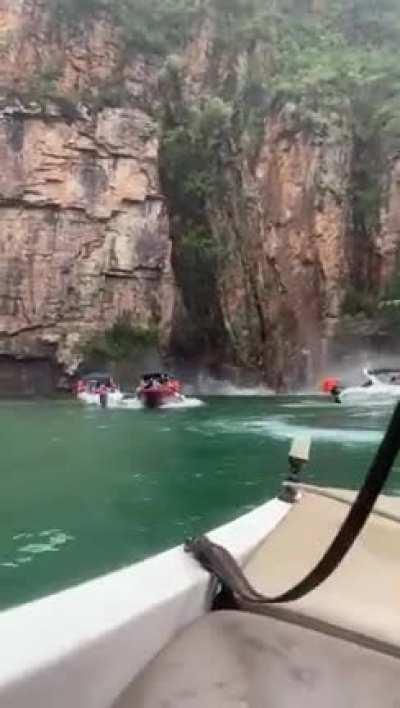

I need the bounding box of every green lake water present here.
[1,395,399,611]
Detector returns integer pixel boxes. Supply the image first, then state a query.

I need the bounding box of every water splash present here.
[161,396,204,409]
[110,397,143,410]
[192,374,274,396]
[111,396,204,410]
[281,400,338,409]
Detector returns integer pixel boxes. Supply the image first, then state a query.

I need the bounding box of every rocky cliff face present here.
[0,0,172,378]
[379,157,400,286]
[161,46,389,389]
[0,0,399,391]
[208,108,353,389]
[0,102,171,370]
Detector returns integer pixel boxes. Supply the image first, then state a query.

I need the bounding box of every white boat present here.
[77,389,125,406]
[339,366,400,404]
[1,426,400,708]
[76,372,125,407]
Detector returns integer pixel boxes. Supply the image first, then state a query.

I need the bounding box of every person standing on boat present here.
[330,384,341,404]
[99,383,108,408]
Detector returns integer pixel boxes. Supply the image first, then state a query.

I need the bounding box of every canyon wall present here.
[0,0,399,391]
[0,0,173,383]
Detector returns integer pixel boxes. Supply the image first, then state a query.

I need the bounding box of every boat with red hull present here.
[137,373,183,408]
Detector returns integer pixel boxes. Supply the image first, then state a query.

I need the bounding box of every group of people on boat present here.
[74,374,122,408]
[136,373,183,408]
[74,371,184,408]
[75,378,118,396]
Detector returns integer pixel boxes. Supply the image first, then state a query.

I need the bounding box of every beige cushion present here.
[245,489,400,653]
[113,610,400,708]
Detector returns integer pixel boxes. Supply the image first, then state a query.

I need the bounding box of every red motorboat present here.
[137,373,183,408]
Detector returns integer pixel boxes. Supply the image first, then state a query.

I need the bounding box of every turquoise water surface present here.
[0,395,398,610]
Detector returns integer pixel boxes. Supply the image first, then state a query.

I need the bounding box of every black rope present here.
[186,400,400,605]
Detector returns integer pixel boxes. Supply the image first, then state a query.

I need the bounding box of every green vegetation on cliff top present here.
[49,1,400,155]
[81,315,158,364]
[52,0,400,158]
[52,0,198,53]
[52,0,400,99]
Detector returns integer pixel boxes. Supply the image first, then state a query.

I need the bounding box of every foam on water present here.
[282,400,337,409]
[209,415,383,446]
[342,397,399,408]
[1,529,74,569]
[246,418,383,445]
[210,384,273,396]
[111,396,204,410]
[111,398,143,410]
[161,396,204,409]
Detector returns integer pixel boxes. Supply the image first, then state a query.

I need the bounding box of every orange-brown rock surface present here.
[0,1,173,373]
[0,101,172,370]
[214,109,352,388]
[0,0,399,390]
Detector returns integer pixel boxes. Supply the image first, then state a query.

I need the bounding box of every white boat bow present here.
[0,498,289,708]
[339,366,400,404]
[77,389,125,406]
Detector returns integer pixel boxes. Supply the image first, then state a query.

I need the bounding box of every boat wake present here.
[247,418,383,446]
[281,400,338,409]
[209,416,383,446]
[161,397,204,409]
[116,398,143,410]
[111,396,204,410]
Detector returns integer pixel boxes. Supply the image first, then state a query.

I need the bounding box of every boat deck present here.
[114,487,400,707]
[245,486,400,655]
[115,610,400,707]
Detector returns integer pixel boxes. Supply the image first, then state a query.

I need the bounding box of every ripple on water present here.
[13,532,34,541]
[1,529,75,569]
[281,401,338,409]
